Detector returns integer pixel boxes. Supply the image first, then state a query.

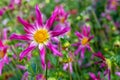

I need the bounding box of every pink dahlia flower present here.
[10,5,70,70]
[93,52,111,80]
[107,0,118,11]
[0,40,9,75]
[89,72,101,80]
[53,5,70,37]
[73,25,94,59]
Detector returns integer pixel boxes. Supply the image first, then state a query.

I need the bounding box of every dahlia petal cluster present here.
[93,52,111,80]
[73,25,94,59]
[0,40,9,75]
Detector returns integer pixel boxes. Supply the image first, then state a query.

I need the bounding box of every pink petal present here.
[17,16,34,33]
[10,33,30,41]
[3,28,9,40]
[74,46,82,55]
[72,42,81,47]
[89,72,97,79]
[36,74,46,80]
[0,9,5,16]
[19,45,36,61]
[21,71,29,80]
[16,65,26,70]
[47,43,63,57]
[69,62,73,73]
[35,5,43,26]
[93,52,105,61]
[81,48,85,59]
[0,40,4,47]
[63,63,68,71]
[3,54,9,64]
[88,36,94,42]
[82,25,90,37]
[45,11,57,29]
[116,72,120,76]
[75,31,83,39]
[39,46,46,70]
[51,27,70,37]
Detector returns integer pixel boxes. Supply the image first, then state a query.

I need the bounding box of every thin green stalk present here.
[45,50,48,80]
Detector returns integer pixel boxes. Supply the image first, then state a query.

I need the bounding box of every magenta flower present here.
[0,0,21,16]
[73,25,94,59]
[89,72,101,80]
[36,74,46,80]
[53,5,70,37]
[0,40,9,75]
[93,52,111,80]
[116,72,120,76]
[0,9,5,16]
[21,71,29,80]
[107,0,118,11]
[16,65,26,70]
[10,5,70,70]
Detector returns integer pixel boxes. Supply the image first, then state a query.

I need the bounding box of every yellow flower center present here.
[0,50,5,59]
[60,17,65,23]
[112,1,117,6]
[81,37,89,45]
[33,29,50,44]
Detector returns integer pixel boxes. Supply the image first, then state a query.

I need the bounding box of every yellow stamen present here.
[0,50,5,59]
[81,37,89,45]
[33,28,50,44]
[112,1,117,6]
[60,17,65,23]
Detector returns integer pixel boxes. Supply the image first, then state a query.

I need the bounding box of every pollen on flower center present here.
[112,1,117,6]
[33,29,50,44]
[0,50,5,59]
[81,37,89,45]
[60,17,65,23]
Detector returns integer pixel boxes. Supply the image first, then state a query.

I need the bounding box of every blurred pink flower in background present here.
[73,25,94,59]
[93,52,111,80]
[89,72,101,80]
[0,40,9,75]
[107,0,118,11]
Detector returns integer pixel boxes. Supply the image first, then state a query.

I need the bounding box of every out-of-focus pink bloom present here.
[14,0,22,5]
[36,74,46,80]
[0,9,5,16]
[73,25,94,59]
[101,12,112,21]
[93,52,111,80]
[14,43,32,61]
[63,52,73,73]
[89,72,101,80]
[0,0,22,16]
[115,22,120,31]
[10,5,70,70]
[0,40,9,75]
[16,65,26,70]
[116,72,120,76]
[21,71,29,80]
[53,5,71,37]
[107,0,118,11]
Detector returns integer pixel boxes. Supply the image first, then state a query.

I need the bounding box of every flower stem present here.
[45,52,48,80]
